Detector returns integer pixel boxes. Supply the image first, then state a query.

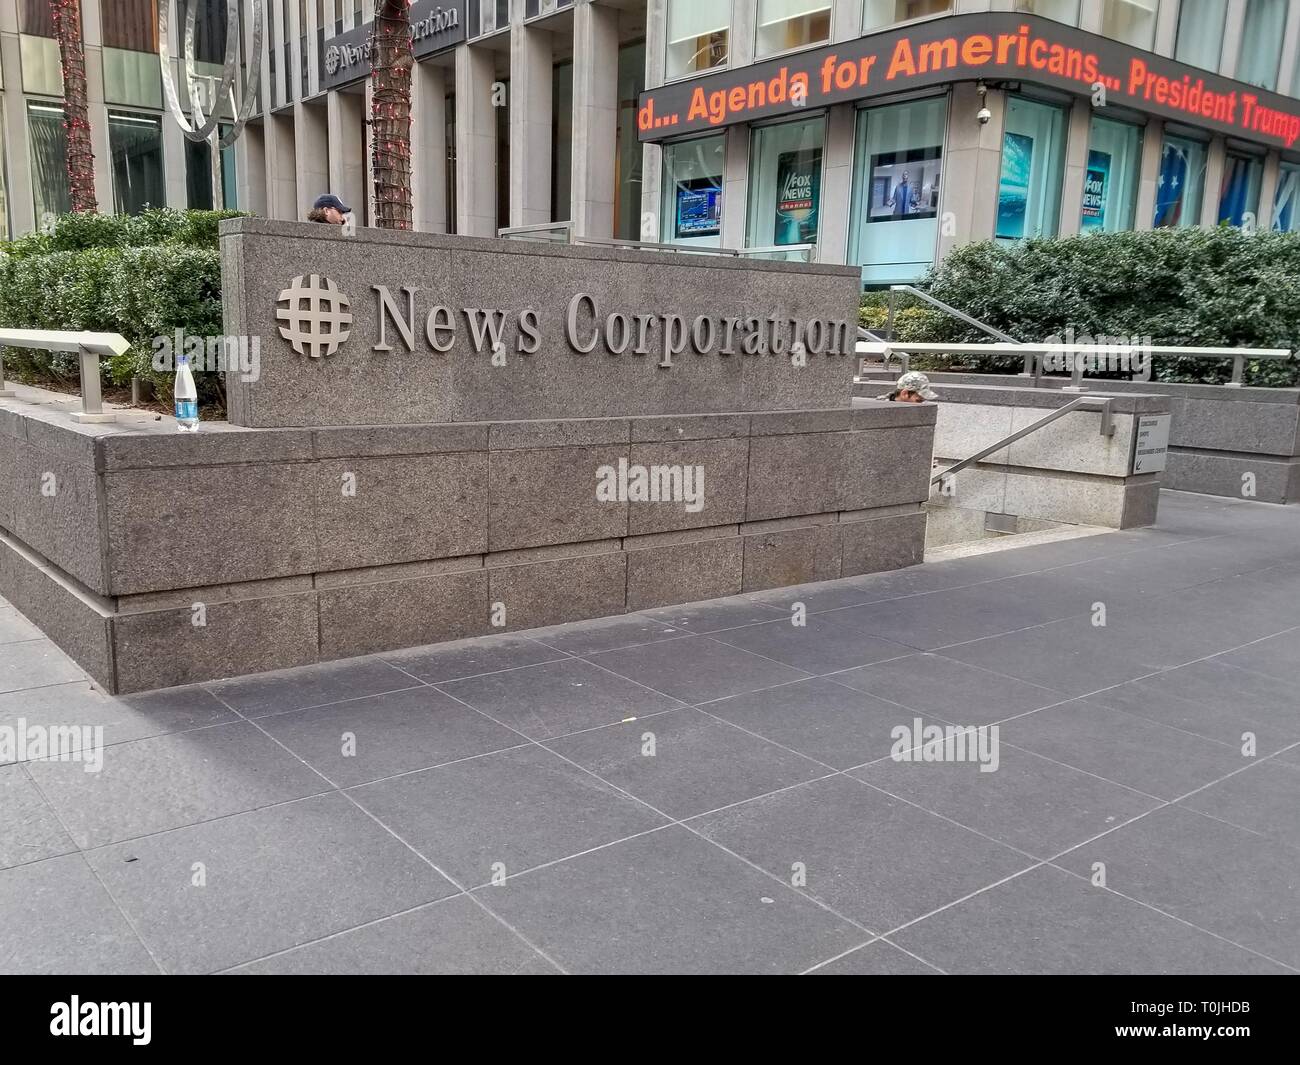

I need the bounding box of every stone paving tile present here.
[257,685,522,787]
[1054,805,1300,970]
[0,683,236,761]
[380,633,568,683]
[228,895,559,975]
[701,676,936,771]
[706,614,914,675]
[940,617,1164,696]
[585,636,811,704]
[891,864,1289,975]
[642,595,787,633]
[0,607,43,644]
[1216,629,1300,686]
[26,721,331,849]
[809,939,941,975]
[86,793,458,975]
[0,765,76,870]
[850,742,1161,857]
[1178,759,1300,852]
[546,707,829,820]
[0,853,158,974]
[995,699,1246,801]
[473,825,863,975]
[438,657,683,740]
[833,652,1064,725]
[0,639,86,694]
[525,614,686,656]
[205,656,419,718]
[350,744,668,886]
[691,776,1035,933]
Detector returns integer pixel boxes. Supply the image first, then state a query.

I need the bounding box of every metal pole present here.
[210,124,224,210]
[78,345,103,416]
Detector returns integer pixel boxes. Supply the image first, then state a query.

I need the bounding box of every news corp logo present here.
[276,275,354,359]
[324,44,341,75]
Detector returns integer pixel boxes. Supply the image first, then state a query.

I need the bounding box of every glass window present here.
[848,95,946,284]
[1218,150,1262,226]
[193,0,230,64]
[661,134,726,247]
[746,116,825,255]
[19,0,55,36]
[0,114,9,241]
[1100,0,1157,50]
[1153,132,1207,228]
[615,40,647,240]
[105,0,160,53]
[996,95,1067,241]
[756,0,831,59]
[1237,0,1287,90]
[185,123,237,210]
[1271,161,1300,232]
[551,61,573,223]
[1081,115,1142,233]
[1012,0,1080,23]
[1174,0,1227,71]
[445,92,457,233]
[665,0,728,80]
[862,0,950,33]
[109,111,165,215]
[28,101,72,224]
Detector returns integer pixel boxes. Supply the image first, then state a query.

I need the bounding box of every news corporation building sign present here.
[320,0,465,92]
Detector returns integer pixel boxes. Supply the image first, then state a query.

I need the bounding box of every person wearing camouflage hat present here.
[885,371,939,403]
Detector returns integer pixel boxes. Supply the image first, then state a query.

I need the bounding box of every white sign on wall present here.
[1132,413,1171,475]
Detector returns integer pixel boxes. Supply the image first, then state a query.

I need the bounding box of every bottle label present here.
[175,400,198,421]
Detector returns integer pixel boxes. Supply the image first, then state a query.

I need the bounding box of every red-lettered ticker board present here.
[637,12,1300,151]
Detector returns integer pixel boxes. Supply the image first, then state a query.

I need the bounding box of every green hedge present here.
[0,208,244,409]
[867,227,1300,387]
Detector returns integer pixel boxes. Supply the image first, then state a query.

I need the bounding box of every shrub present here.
[0,208,243,411]
[863,228,1300,386]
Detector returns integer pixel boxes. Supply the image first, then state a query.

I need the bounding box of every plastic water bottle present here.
[174,354,199,432]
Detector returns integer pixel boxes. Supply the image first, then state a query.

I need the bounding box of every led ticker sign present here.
[637,13,1300,152]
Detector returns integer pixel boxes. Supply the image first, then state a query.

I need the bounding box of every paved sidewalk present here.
[2,490,1298,974]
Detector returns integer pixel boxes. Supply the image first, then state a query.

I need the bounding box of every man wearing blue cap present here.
[307,193,351,225]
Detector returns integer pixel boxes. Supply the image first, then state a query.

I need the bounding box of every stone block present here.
[13,441,107,594]
[112,592,320,694]
[1006,406,1136,477]
[318,569,490,659]
[742,523,841,591]
[841,511,927,574]
[1001,471,1125,527]
[488,445,628,551]
[488,551,627,630]
[1171,397,1300,456]
[626,438,749,535]
[840,426,938,510]
[314,452,488,571]
[745,433,843,521]
[1163,449,1298,504]
[102,462,319,595]
[626,537,743,610]
[1120,481,1160,529]
[12,563,112,686]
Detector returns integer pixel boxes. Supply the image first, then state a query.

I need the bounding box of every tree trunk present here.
[370,1,414,230]
[50,0,97,214]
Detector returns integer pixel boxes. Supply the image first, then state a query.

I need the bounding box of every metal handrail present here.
[496,224,816,261]
[0,328,131,422]
[882,340,1293,390]
[888,284,1023,350]
[930,397,1115,486]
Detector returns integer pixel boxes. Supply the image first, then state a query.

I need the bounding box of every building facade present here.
[4,0,1300,287]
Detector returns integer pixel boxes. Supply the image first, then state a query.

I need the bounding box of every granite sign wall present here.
[221,218,862,427]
